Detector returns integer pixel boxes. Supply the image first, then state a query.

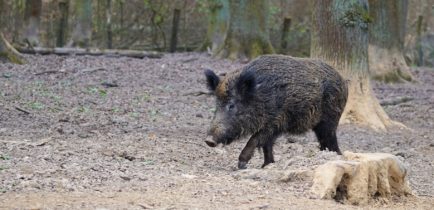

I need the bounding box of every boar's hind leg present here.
[313,122,342,155]
[238,129,277,169]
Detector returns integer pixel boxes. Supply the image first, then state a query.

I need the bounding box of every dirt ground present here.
[0,53,433,209]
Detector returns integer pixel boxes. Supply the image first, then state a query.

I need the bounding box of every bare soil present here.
[0,53,433,209]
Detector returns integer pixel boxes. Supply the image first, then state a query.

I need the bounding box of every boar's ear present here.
[236,71,256,101]
[204,69,220,92]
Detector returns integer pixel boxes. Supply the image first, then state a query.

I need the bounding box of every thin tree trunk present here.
[281,17,291,51]
[311,0,402,131]
[22,0,42,46]
[214,0,274,60]
[368,0,413,83]
[56,1,69,47]
[106,0,112,49]
[416,15,424,66]
[119,0,124,28]
[169,9,181,53]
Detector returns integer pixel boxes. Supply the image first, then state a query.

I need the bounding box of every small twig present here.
[380,96,414,106]
[138,203,154,209]
[81,67,107,73]
[183,91,211,96]
[74,67,107,77]
[15,106,30,115]
[101,81,118,88]
[34,70,66,76]
[179,140,209,148]
[181,58,198,63]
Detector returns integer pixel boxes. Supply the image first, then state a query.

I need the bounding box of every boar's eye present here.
[226,103,235,111]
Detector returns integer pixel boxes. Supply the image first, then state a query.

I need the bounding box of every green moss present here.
[250,41,263,59]
[335,1,371,30]
[0,52,25,65]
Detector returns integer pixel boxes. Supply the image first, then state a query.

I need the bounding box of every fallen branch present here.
[183,91,211,96]
[380,96,414,106]
[101,81,118,88]
[34,70,66,76]
[15,106,31,115]
[16,47,163,59]
[72,67,107,77]
[81,67,107,73]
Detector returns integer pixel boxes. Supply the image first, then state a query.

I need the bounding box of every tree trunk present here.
[169,9,181,53]
[368,0,413,83]
[311,0,402,131]
[68,0,92,47]
[199,0,229,53]
[22,0,42,47]
[280,17,291,51]
[214,0,274,60]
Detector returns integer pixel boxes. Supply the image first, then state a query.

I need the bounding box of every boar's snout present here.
[204,135,218,147]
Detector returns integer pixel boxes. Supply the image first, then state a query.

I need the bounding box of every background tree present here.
[311,0,401,130]
[199,0,229,54]
[68,0,92,47]
[368,0,413,83]
[56,0,69,47]
[106,0,112,49]
[213,0,274,60]
[22,0,42,47]
[405,0,434,67]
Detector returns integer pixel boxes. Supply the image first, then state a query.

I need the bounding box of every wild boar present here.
[204,55,348,169]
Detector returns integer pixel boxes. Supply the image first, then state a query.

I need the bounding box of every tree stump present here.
[311,151,413,205]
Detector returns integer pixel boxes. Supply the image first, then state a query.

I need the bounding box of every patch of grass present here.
[86,87,108,98]
[0,154,10,160]
[111,107,121,113]
[142,92,151,102]
[86,87,99,94]
[142,159,154,165]
[51,94,63,103]
[129,112,140,119]
[98,89,107,97]
[148,109,159,121]
[28,101,45,110]
[77,106,90,113]
[2,73,12,78]
[306,149,316,158]
[133,92,152,105]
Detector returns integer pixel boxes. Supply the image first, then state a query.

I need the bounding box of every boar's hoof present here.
[205,140,217,147]
[238,161,248,170]
[261,161,274,168]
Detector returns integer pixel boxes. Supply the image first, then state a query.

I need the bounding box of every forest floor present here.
[0,53,433,209]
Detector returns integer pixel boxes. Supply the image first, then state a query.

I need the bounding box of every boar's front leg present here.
[238,129,278,169]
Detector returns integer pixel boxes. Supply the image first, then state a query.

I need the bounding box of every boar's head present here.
[204,69,257,147]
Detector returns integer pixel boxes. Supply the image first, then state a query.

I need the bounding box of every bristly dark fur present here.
[204,55,348,169]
